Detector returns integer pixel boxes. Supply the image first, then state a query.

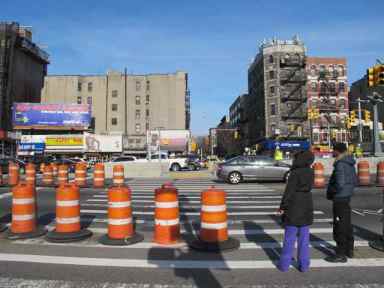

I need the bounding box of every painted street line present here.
[1,253,384,269]
[80,209,324,216]
[81,203,280,209]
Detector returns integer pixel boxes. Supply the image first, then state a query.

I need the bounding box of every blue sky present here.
[2,0,383,135]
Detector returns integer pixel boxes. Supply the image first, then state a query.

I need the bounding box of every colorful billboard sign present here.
[13,103,91,129]
[84,133,123,153]
[148,130,190,152]
[45,136,84,146]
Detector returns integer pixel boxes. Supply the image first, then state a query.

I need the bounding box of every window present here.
[112,90,118,98]
[135,123,141,133]
[270,86,275,94]
[270,104,276,115]
[328,65,334,73]
[135,95,141,105]
[311,82,318,92]
[135,81,141,91]
[146,122,150,130]
[338,65,345,76]
[339,82,345,92]
[269,71,275,79]
[319,65,326,72]
[146,94,150,104]
[310,65,317,76]
[112,104,118,111]
[146,80,150,91]
[77,82,82,92]
[311,99,318,108]
[329,82,336,94]
[320,82,326,94]
[135,109,141,119]
[135,139,141,144]
[146,109,150,117]
[87,96,92,105]
[77,96,82,104]
[111,118,117,125]
[269,55,274,64]
[88,82,93,92]
[128,139,134,144]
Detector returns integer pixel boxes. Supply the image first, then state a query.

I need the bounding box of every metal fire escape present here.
[280,54,307,136]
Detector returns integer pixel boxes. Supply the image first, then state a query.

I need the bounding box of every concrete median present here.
[104,162,170,178]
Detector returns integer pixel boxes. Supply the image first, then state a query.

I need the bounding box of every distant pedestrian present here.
[325,142,357,263]
[278,150,315,272]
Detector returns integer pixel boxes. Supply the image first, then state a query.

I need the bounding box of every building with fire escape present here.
[306,57,349,148]
[245,36,307,147]
[0,22,49,155]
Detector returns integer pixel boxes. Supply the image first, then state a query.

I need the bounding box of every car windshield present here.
[226,156,247,165]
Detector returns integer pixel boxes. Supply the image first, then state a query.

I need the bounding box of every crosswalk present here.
[1,178,384,272]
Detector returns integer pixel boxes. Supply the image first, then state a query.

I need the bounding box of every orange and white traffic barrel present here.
[93,163,105,188]
[57,164,69,185]
[358,160,370,186]
[377,161,384,187]
[154,184,180,245]
[189,186,239,252]
[42,164,54,187]
[75,162,87,187]
[46,183,92,242]
[113,165,125,186]
[8,161,20,186]
[6,183,46,239]
[25,163,36,186]
[313,162,325,188]
[99,185,143,245]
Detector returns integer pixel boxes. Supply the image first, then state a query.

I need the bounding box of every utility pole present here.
[366,92,383,156]
[357,98,363,143]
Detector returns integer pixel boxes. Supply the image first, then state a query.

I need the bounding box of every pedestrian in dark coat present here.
[278,150,315,272]
[325,142,357,263]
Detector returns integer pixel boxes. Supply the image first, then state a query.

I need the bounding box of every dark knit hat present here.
[333,142,347,153]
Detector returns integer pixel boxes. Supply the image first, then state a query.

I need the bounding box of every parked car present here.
[186,156,202,171]
[0,158,26,174]
[215,155,291,184]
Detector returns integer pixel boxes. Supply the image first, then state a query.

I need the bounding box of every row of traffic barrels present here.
[313,161,384,188]
[1,178,239,252]
[2,162,123,188]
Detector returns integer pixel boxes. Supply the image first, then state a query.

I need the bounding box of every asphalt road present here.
[0,175,384,287]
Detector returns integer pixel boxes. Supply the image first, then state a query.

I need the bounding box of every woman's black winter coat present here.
[280,151,315,227]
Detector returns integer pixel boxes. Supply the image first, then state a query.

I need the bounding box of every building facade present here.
[41,70,190,153]
[246,37,307,146]
[0,22,49,135]
[306,57,349,146]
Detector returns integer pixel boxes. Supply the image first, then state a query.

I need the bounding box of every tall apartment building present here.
[41,70,190,152]
[246,37,307,146]
[0,22,49,133]
[306,57,349,146]
[229,93,246,149]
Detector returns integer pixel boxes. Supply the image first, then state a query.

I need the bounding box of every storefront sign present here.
[84,133,122,153]
[46,136,84,146]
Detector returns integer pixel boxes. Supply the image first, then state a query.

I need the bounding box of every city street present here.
[1,176,384,287]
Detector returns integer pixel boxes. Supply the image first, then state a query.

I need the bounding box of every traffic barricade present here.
[42,164,55,187]
[8,161,20,186]
[189,186,239,252]
[313,162,325,188]
[58,164,69,185]
[6,183,46,239]
[113,165,125,186]
[377,161,384,187]
[358,160,371,186]
[99,185,143,245]
[154,183,180,245]
[46,183,92,242]
[93,163,105,188]
[75,162,88,187]
[25,163,36,186]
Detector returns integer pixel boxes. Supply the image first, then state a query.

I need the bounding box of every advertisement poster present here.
[84,133,122,153]
[13,103,91,129]
[148,130,190,152]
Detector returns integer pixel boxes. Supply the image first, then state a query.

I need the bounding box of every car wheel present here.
[171,163,181,172]
[188,164,196,171]
[284,171,290,182]
[228,172,242,184]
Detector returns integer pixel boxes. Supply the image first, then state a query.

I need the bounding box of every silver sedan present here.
[215,155,291,184]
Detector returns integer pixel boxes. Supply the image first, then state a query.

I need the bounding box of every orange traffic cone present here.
[154,184,180,245]
[189,186,239,252]
[8,161,20,186]
[93,163,105,188]
[358,160,370,186]
[46,183,92,242]
[313,162,325,188]
[6,183,46,239]
[99,185,143,245]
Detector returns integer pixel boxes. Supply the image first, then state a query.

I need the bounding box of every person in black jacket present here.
[325,142,357,263]
[278,150,314,272]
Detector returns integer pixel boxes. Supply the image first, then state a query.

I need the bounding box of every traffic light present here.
[313,108,320,119]
[377,65,384,86]
[367,67,375,87]
[307,108,313,120]
[350,110,356,123]
[346,116,352,129]
[364,110,371,122]
[234,130,239,139]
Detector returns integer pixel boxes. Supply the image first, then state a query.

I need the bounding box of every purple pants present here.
[278,225,310,272]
